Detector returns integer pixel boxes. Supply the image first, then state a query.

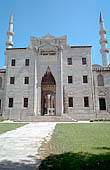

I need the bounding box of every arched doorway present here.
[41,66,56,116]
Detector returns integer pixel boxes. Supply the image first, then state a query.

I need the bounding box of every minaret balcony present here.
[7,32,14,36]
[100,48,109,54]
[6,41,14,47]
[104,48,109,53]
[99,39,108,44]
[99,30,106,35]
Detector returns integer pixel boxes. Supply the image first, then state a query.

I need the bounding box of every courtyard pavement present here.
[0,122,56,170]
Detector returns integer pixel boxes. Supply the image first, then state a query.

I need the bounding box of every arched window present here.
[0,77,2,88]
[97,74,104,86]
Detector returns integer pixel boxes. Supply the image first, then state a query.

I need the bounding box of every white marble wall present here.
[4,49,35,120]
[1,34,110,120]
[63,47,94,119]
[92,67,110,118]
[0,71,5,114]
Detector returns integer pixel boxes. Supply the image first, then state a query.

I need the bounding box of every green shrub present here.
[90,118,110,122]
[0,116,4,122]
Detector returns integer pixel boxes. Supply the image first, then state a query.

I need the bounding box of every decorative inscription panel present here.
[40,55,57,63]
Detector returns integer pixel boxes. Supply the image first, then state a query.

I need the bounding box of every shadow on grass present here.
[0,158,41,170]
[93,147,110,150]
[39,152,110,170]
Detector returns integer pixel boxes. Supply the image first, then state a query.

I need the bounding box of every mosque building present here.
[0,11,110,121]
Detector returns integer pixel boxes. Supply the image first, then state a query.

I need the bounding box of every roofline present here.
[0,69,6,73]
[6,48,27,50]
[71,46,92,48]
[6,46,92,50]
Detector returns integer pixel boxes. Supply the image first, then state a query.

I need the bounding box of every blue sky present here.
[0,0,110,68]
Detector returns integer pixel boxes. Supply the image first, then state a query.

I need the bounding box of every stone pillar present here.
[34,58,37,116]
[37,86,41,115]
[63,86,68,113]
[56,50,63,116]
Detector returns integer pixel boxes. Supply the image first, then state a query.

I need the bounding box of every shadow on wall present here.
[39,151,110,170]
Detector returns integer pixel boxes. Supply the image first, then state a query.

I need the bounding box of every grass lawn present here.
[0,123,27,134]
[39,123,110,170]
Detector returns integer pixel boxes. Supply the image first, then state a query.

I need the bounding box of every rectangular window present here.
[24,77,29,84]
[99,98,106,110]
[68,76,73,83]
[24,98,28,107]
[9,98,13,108]
[67,58,72,65]
[25,59,30,66]
[82,58,86,65]
[84,97,89,107]
[11,59,16,66]
[0,77,2,88]
[10,77,15,84]
[0,99,1,110]
[68,97,73,107]
[83,75,88,83]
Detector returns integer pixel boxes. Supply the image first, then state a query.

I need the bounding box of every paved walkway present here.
[0,123,56,170]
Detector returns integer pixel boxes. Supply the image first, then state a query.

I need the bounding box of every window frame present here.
[97,74,104,86]
[83,75,88,83]
[10,77,15,84]
[68,76,73,84]
[24,77,29,84]
[24,98,28,108]
[0,99,1,110]
[11,59,16,66]
[25,59,30,66]
[84,97,89,107]
[0,77,2,88]
[82,57,87,65]
[68,97,73,107]
[67,58,72,65]
[99,98,106,110]
[9,98,13,108]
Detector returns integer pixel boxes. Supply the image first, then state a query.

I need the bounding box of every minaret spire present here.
[6,12,14,48]
[100,10,104,22]
[99,10,109,66]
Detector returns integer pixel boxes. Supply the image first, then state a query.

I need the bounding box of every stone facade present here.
[0,12,110,120]
[0,69,5,115]
[92,65,110,118]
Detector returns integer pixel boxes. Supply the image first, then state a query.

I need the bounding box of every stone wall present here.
[4,49,35,120]
[0,70,5,115]
[63,47,94,119]
[2,34,110,121]
[35,46,63,116]
[92,66,110,118]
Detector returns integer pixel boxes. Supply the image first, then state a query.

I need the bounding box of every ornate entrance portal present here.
[41,67,56,116]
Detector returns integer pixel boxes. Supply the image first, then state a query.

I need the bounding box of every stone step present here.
[96,114,110,119]
[14,113,110,122]
[68,113,110,120]
[17,115,77,122]
[66,114,95,121]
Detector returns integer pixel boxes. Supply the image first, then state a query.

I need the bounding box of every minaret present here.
[6,12,14,48]
[99,10,109,66]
